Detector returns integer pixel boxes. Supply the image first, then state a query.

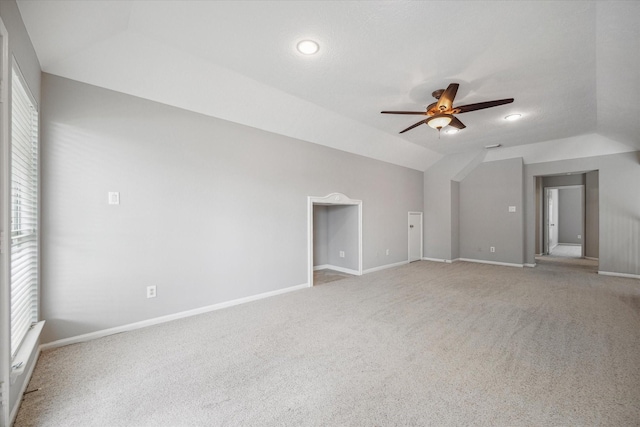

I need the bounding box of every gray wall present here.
[558,188,583,244]
[313,206,328,266]
[450,181,460,260]
[459,158,524,264]
[327,205,359,271]
[543,174,585,187]
[0,1,41,422]
[585,170,599,258]
[313,204,359,271]
[40,73,424,343]
[524,151,640,275]
[423,151,480,261]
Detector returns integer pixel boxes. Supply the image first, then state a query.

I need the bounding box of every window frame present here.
[8,59,39,359]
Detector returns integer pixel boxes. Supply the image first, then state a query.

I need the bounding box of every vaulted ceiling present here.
[16,1,640,170]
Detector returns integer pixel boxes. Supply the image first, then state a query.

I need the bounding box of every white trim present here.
[585,256,599,261]
[363,260,408,274]
[308,193,362,287]
[9,346,39,427]
[9,321,44,383]
[408,212,423,263]
[598,271,640,280]
[40,283,308,351]
[422,257,453,264]
[313,264,359,276]
[524,263,537,268]
[558,243,581,246]
[0,17,10,427]
[458,258,524,268]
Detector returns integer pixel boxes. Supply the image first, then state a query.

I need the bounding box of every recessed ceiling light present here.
[296,40,319,55]
[445,128,459,134]
[504,114,522,121]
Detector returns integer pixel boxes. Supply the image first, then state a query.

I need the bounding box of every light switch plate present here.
[508,206,516,213]
[108,192,120,205]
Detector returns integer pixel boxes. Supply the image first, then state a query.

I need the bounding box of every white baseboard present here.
[327,265,360,276]
[314,264,360,275]
[598,271,640,280]
[10,346,41,426]
[524,263,536,268]
[458,258,524,268]
[363,260,408,274]
[585,256,599,261]
[422,257,453,264]
[558,243,582,246]
[40,283,309,351]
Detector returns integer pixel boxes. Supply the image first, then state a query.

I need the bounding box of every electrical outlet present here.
[508,206,516,213]
[490,246,496,253]
[339,251,345,258]
[386,249,390,256]
[577,235,581,239]
[146,285,157,298]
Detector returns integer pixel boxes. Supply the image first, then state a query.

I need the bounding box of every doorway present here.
[307,193,362,287]
[544,185,584,258]
[408,212,423,262]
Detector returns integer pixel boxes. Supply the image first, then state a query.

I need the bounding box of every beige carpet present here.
[15,260,640,426]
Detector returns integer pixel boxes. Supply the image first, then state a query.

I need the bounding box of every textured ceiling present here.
[16,1,640,170]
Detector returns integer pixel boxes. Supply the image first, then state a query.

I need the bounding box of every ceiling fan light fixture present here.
[427,114,453,130]
[504,113,522,121]
[296,40,319,55]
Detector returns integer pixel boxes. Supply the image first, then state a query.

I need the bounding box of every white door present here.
[547,189,559,253]
[408,212,422,262]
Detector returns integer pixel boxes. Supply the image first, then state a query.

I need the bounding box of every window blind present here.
[10,64,39,358]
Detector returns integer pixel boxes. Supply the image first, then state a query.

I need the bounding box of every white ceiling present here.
[16,1,640,171]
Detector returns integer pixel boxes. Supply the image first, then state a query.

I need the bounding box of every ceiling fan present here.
[381,83,514,134]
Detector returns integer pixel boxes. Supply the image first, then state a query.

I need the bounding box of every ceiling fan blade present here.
[454,98,514,114]
[449,116,466,129]
[399,119,427,134]
[435,83,459,112]
[381,111,427,115]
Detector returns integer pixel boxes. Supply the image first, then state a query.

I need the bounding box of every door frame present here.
[307,193,362,287]
[407,212,423,262]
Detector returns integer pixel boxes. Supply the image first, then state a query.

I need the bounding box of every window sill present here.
[11,321,45,384]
